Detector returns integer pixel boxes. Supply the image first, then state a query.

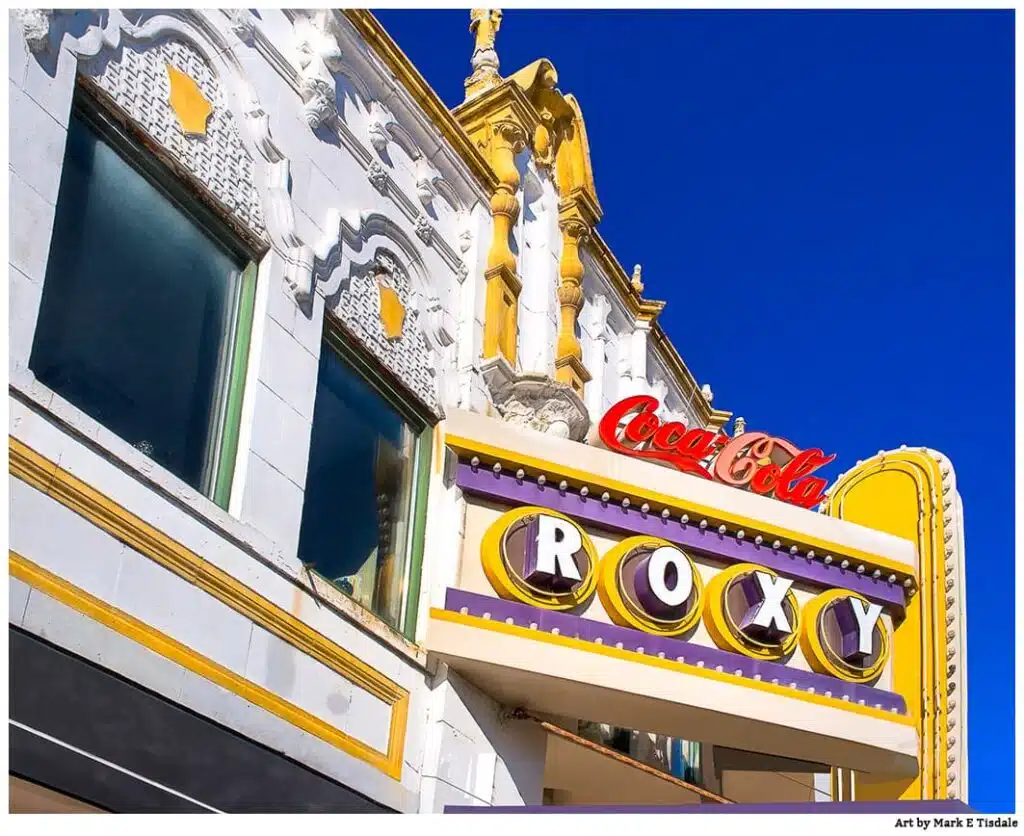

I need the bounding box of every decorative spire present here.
[631,263,644,294]
[465,9,503,100]
[733,416,746,437]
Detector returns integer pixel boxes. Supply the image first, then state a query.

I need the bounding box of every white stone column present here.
[580,294,612,421]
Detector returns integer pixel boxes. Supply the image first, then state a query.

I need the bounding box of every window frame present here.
[36,79,264,508]
[316,313,436,641]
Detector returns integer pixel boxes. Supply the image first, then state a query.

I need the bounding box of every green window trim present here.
[401,426,434,640]
[321,313,439,642]
[61,87,264,509]
[212,261,259,509]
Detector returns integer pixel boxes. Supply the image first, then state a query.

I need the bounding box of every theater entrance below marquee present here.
[426,598,919,784]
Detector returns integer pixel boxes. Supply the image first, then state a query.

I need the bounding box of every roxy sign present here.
[481,507,889,683]
[597,395,836,509]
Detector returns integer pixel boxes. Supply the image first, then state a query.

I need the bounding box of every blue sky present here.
[374,9,1015,811]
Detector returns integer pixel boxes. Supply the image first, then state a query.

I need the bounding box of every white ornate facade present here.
[8,8,968,814]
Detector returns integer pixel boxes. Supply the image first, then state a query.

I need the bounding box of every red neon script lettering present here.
[598,397,836,509]
[597,395,714,479]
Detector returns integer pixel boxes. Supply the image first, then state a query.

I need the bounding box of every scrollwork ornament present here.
[301,77,336,130]
[492,119,528,154]
[367,160,389,194]
[414,215,434,245]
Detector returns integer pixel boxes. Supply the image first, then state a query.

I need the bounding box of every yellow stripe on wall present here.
[8,437,409,781]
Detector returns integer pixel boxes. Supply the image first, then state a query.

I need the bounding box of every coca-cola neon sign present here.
[597,395,836,510]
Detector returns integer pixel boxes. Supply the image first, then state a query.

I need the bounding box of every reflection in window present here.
[298,342,425,633]
[29,95,256,504]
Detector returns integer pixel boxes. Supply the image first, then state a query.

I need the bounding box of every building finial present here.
[631,263,644,294]
[465,9,503,101]
[701,383,714,404]
[733,416,746,437]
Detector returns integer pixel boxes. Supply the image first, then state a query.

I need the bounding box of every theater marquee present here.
[480,506,891,685]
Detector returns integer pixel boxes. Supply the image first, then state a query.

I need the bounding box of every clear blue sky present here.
[374,9,1014,811]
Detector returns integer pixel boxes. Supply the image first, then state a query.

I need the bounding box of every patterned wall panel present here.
[332,251,440,416]
[82,39,266,241]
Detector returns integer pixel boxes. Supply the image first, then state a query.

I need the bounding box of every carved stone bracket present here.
[481,356,591,442]
[294,11,344,130]
[414,214,434,245]
[367,160,389,194]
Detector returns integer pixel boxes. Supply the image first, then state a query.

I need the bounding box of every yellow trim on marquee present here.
[8,437,409,781]
[823,449,950,801]
[446,433,917,583]
[429,608,916,727]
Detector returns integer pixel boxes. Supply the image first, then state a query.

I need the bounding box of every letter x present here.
[745,571,794,637]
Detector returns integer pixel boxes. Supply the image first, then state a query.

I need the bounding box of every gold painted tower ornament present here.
[166,64,213,137]
[465,9,503,100]
[631,264,645,294]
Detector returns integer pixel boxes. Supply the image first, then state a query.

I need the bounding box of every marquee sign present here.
[480,507,888,683]
[597,395,836,509]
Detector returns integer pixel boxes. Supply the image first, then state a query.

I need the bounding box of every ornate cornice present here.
[453,77,541,144]
[342,9,499,194]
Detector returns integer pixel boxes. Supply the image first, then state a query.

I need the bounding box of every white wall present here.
[7,8,495,812]
[419,664,547,811]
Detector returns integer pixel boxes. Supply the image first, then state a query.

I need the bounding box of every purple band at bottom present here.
[443,587,907,715]
[444,801,974,814]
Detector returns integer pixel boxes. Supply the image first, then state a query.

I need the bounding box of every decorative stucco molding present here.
[293,11,345,130]
[82,38,267,240]
[367,160,390,194]
[414,215,434,245]
[14,8,53,54]
[481,357,591,442]
[23,10,338,307]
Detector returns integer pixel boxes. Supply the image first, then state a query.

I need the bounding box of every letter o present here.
[597,536,703,636]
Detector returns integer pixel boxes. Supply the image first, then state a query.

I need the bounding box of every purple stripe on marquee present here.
[443,588,908,715]
[443,801,974,814]
[456,463,906,612]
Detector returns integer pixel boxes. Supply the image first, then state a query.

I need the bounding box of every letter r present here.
[533,515,583,582]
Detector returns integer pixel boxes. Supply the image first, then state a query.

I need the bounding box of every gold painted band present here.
[9,437,408,780]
